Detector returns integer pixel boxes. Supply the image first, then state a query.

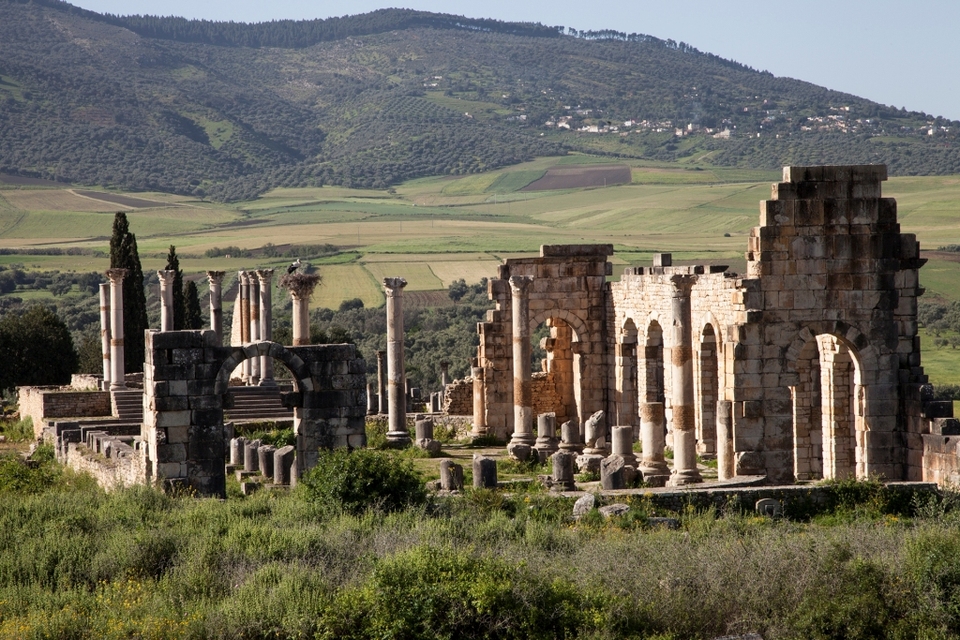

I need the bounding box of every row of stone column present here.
[499,272,703,486]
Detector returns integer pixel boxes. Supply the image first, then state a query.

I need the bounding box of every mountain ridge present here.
[0,0,957,201]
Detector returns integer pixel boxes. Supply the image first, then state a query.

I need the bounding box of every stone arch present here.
[214,341,312,397]
[641,317,666,405]
[785,324,872,480]
[528,309,586,342]
[527,311,586,427]
[696,322,719,457]
[617,318,640,429]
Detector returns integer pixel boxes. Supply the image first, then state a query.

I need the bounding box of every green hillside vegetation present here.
[1,1,958,202]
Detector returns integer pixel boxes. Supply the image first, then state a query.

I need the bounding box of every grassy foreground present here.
[2,445,960,640]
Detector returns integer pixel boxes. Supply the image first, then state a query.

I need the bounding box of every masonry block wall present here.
[740,165,928,482]
[144,330,366,497]
[477,245,613,440]
[18,386,113,438]
[476,165,942,485]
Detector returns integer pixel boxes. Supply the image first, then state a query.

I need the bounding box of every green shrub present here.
[299,448,427,515]
[0,416,35,442]
[322,545,591,640]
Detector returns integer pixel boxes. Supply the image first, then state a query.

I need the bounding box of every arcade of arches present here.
[474,165,955,485]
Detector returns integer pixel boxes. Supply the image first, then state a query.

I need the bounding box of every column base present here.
[506,434,535,461]
[258,378,278,387]
[385,431,411,447]
[667,468,703,487]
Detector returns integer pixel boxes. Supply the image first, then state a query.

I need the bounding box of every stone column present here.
[248,273,261,384]
[238,271,251,383]
[157,270,176,332]
[206,271,225,346]
[383,277,410,445]
[256,269,275,386]
[717,400,735,481]
[639,401,670,486]
[99,282,111,390]
[440,361,450,386]
[105,268,128,391]
[376,351,388,414]
[284,274,321,347]
[668,274,702,485]
[471,365,487,436]
[508,275,535,454]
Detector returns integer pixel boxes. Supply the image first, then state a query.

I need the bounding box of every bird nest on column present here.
[279,272,322,298]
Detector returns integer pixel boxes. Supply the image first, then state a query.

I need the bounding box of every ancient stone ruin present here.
[469,165,954,485]
[20,164,960,495]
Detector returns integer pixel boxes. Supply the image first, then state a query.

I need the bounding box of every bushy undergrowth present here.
[3,464,960,638]
[0,416,34,443]
[299,448,428,515]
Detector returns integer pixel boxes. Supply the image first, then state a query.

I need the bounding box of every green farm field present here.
[2,162,959,383]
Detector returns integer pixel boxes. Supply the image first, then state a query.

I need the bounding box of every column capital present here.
[255,269,275,286]
[206,270,226,285]
[440,361,450,370]
[669,273,697,295]
[105,268,128,283]
[282,272,322,300]
[238,270,250,284]
[508,275,534,295]
[383,277,407,294]
[157,269,176,286]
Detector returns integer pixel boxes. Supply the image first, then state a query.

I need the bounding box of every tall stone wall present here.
[477,244,612,440]
[741,166,925,481]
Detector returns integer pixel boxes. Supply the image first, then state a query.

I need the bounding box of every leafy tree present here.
[183,280,203,330]
[164,245,186,330]
[109,212,148,374]
[0,305,78,392]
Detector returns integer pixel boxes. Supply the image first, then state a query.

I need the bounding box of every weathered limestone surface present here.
[475,166,939,486]
[142,330,366,497]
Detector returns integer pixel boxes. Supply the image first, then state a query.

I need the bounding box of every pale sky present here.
[70,0,960,121]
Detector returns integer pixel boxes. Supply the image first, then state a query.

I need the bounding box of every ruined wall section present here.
[608,268,742,442]
[18,386,113,438]
[477,244,612,440]
[144,330,366,497]
[742,165,924,482]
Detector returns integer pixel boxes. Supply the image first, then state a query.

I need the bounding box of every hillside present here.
[0,0,958,201]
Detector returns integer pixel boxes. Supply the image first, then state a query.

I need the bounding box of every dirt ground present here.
[522,164,631,191]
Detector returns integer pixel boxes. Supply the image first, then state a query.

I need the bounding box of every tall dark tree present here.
[109,212,148,374]
[165,245,186,330]
[0,305,78,392]
[184,280,203,330]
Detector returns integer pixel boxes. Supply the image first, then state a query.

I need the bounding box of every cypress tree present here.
[109,212,148,373]
[165,245,186,330]
[184,280,203,330]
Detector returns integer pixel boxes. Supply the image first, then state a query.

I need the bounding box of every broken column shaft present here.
[99,282,111,390]
[471,365,486,436]
[248,272,261,384]
[157,269,176,332]
[377,350,387,414]
[105,268,128,391]
[256,269,275,386]
[206,271,225,346]
[383,277,410,445]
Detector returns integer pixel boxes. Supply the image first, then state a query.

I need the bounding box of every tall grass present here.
[0,456,959,638]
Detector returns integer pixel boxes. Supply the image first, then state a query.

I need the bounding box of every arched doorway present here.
[618,319,639,432]
[529,316,579,428]
[790,333,865,480]
[697,324,719,457]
